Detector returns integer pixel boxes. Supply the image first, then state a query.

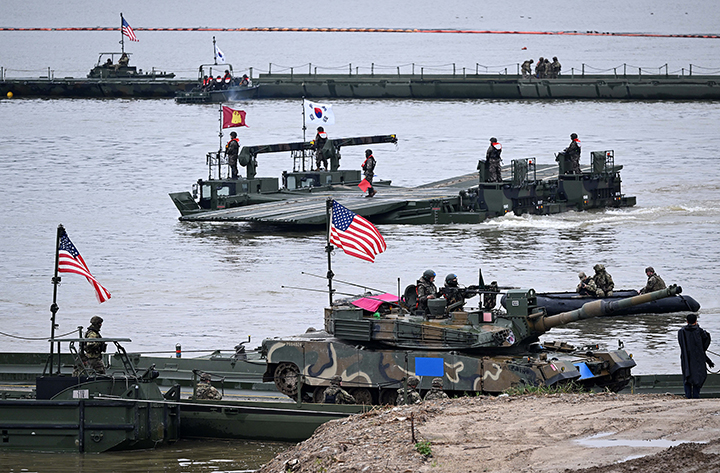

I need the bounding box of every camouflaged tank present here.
[261,285,682,404]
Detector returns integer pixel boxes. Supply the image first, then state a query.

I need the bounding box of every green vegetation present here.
[503,381,588,396]
[415,440,433,457]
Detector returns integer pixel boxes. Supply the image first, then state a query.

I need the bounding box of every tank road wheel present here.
[379,389,398,406]
[274,362,300,397]
[349,388,374,405]
[313,386,326,403]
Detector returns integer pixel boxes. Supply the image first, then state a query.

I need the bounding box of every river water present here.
[1,1,720,471]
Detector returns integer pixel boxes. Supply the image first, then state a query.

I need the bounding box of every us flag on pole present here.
[58,229,111,303]
[122,17,139,42]
[330,200,386,262]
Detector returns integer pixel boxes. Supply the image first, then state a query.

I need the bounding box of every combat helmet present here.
[423,269,436,281]
[90,316,103,326]
[330,375,342,386]
[445,273,458,287]
[578,271,586,279]
[431,377,444,388]
[200,372,211,382]
[571,133,578,139]
[365,149,373,157]
[593,264,605,272]
[407,376,420,388]
[489,137,497,143]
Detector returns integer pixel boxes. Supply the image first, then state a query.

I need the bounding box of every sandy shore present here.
[258,392,720,473]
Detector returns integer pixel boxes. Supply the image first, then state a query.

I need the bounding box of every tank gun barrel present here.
[530,285,682,333]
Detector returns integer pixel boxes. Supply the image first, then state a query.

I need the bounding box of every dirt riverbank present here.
[258,392,720,473]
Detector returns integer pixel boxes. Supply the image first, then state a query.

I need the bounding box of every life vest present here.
[226,137,239,150]
[215,76,223,84]
[223,73,232,84]
[202,77,210,87]
[573,138,581,146]
[318,131,328,140]
[492,142,502,151]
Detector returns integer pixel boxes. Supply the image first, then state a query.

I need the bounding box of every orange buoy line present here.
[0,26,718,38]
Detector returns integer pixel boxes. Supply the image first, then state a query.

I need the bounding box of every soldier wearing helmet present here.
[485,137,503,182]
[423,377,449,401]
[323,375,356,404]
[563,133,582,174]
[577,271,604,297]
[640,266,666,294]
[416,270,438,314]
[439,273,479,312]
[483,281,500,311]
[361,149,377,197]
[83,316,107,374]
[396,375,422,405]
[593,264,614,297]
[196,372,222,400]
[313,126,329,170]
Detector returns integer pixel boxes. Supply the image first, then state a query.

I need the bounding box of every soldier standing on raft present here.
[564,133,582,174]
[196,372,222,400]
[313,126,329,170]
[83,316,107,374]
[362,149,377,197]
[225,131,240,179]
[486,137,503,182]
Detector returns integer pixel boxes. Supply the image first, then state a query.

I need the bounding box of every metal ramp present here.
[180,187,462,225]
[417,163,567,189]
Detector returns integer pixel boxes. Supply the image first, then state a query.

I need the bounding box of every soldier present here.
[550,56,562,78]
[118,52,129,67]
[521,59,534,78]
[396,376,422,405]
[225,131,240,179]
[83,316,107,375]
[640,266,667,294]
[563,133,582,174]
[483,281,500,311]
[486,137,503,183]
[323,375,356,404]
[313,126,329,170]
[678,312,713,399]
[439,273,477,312]
[423,377,449,401]
[416,269,438,314]
[535,57,545,78]
[593,264,614,297]
[361,149,377,197]
[196,372,222,400]
[577,272,604,297]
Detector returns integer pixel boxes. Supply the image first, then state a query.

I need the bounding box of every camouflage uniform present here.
[564,136,582,174]
[483,281,500,311]
[323,375,356,404]
[640,267,666,294]
[485,138,503,183]
[577,272,604,297]
[361,150,376,197]
[521,59,533,78]
[439,274,478,312]
[535,57,545,78]
[196,380,222,400]
[396,376,422,405]
[225,134,240,179]
[550,57,561,78]
[423,377,449,401]
[83,316,107,375]
[416,272,438,314]
[593,264,614,297]
[314,128,329,170]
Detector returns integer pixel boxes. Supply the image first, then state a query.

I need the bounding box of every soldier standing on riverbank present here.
[424,377,449,401]
[678,313,713,399]
[396,376,422,405]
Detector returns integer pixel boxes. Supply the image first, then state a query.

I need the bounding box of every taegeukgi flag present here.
[304,101,335,125]
[57,229,111,303]
[222,106,248,128]
[330,200,386,262]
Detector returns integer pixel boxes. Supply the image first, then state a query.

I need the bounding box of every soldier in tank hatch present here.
[563,133,582,174]
[224,131,240,179]
[640,266,666,294]
[439,273,478,312]
[83,316,107,374]
[195,372,222,400]
[396,376,422,405]
[323,375,356,404]
[483,281,500,311]
[593,264,614,296]
[416,269,438,314]
[577,271,604,297]
[485,137,503,182]
[424,377,449,401]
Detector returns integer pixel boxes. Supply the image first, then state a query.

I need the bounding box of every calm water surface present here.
[1,1,720,471]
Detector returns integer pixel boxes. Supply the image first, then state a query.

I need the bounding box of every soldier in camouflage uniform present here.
[83,316,107,375]
[593,264,614,297]
[396,376,422,405]
[550,57,562,78]
[483,281,500,311]
[485,137,503,182]
[423,377,449,401]
[224,131,240,179]
[416,269,438,314]
[323,375,356,404]
[563,133,582,174]
[521,59,534,78]
[196,372,222,400]
[640,266,666,294]
[577,272,604,297]
[439,274,478,312]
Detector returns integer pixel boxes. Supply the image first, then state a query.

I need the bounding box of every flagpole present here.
[120,13,125,54]
[49,224,63,375]
[326,197,334,307]
[302,97,307,145]
[218,104,224,178]
[213,36,218,65]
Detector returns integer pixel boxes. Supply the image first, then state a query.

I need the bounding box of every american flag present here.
[58,230,111,303]
[330,200,386,262]
[122,17,139,42]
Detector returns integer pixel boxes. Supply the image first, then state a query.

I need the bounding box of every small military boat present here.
[87,52,176,79]
[174,63,259,104]
[504,289,701,316]
[0,337,179,453]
